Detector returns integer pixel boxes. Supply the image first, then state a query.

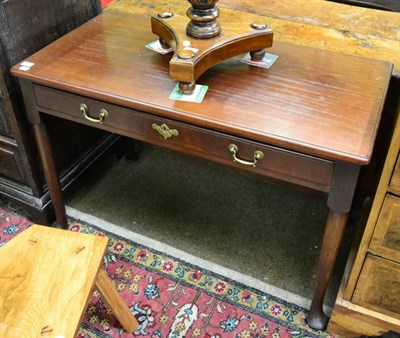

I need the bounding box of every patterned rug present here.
[0,200,332,338]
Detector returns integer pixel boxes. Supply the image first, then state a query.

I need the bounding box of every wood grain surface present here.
[352,255,400,320]
[11,11,392,165]
[369,194,400,261]
[95,268,139,333]
[0,225,108,338]
[389,155,400,194]
[108,0,400,76]
[33,84,335,192]
[329,284,400,336]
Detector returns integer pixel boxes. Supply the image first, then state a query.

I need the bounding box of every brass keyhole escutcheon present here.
[152,123,179,140]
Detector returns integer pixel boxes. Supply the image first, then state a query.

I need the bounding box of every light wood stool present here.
[0,224,139,337]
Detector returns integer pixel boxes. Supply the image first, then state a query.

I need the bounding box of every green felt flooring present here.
[65,143,355,308]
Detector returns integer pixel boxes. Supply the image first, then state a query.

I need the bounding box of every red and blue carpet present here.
[0,199,332,338]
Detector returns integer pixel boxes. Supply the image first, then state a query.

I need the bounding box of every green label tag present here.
[169,84,208,103]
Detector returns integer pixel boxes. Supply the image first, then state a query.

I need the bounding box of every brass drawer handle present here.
[152,123,179,140]
[228,144,264,167]
[80,103,108,124]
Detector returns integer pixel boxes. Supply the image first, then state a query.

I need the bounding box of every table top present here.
[11,9,392,165]
[110,0,400,77]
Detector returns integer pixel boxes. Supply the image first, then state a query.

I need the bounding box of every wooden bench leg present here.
[95,268,139,333]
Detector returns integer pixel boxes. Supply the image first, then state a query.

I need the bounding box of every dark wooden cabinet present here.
[0,0,117,223]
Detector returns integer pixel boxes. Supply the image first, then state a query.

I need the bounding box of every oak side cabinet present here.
[328,88,400,336]
[0,0,117,223]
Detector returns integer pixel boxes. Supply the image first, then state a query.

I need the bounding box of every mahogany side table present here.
[11,10,392,330]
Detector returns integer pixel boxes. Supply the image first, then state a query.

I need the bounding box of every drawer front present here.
[34,85,334,192]
[370,194,400,262]
[0,140,23,182]
[352,255,400,320]
[389,154,400,195]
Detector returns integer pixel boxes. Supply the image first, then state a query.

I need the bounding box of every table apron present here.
[34,84,334,193]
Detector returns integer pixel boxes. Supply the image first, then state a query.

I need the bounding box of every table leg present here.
[33,122,68,229]
[19,79,68,229]
[307,161,360,330]
[307,209,348,329]
[95,268,139,332]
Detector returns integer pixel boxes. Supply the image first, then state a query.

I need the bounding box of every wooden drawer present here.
[34,85,334,192]
[0,138,23,182]
[370,194,400,262]
[352,255,400,320]
[389,154,400,195]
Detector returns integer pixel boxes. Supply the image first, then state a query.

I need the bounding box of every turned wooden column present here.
[186,0,221,39]
[151,0,273,94]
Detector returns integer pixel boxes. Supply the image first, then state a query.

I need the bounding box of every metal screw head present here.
[158,12,174,19]
[250,22,268,30]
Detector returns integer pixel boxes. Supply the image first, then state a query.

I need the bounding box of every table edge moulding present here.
[10,6,393,332]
